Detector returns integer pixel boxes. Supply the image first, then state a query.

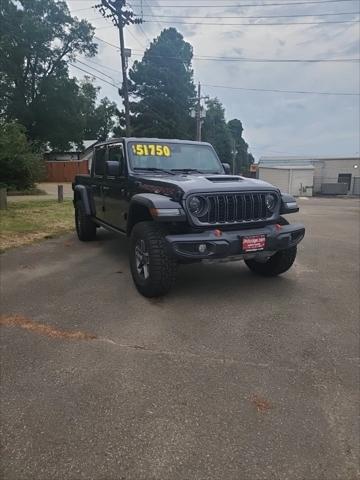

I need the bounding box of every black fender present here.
[127,193,186,235]
[280,193,299,214]
[73,184,93,216]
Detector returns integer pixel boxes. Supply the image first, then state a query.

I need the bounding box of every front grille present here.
[188,192,277,225]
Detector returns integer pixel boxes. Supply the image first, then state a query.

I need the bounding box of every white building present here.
[257,156,360,196]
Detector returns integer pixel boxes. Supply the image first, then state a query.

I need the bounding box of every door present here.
[338,173,352,192]
[104,143,128,231]
[289,169,314,197]
[91,145,107,221]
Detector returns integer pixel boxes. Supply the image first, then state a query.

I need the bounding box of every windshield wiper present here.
[133,167,175,175]
[171,168,204,174]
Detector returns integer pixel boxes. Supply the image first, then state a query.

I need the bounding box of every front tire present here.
[75,200,96,241]
[245,246,297,277]
[130,221,177,297]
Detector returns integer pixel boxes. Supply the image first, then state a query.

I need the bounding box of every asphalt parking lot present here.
[1,197,359,480]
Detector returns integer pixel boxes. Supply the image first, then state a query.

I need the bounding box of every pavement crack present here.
[96,337,296,371]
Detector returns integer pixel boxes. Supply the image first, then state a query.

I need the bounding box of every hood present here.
[132,173,279,199]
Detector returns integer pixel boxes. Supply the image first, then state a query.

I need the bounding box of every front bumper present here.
[165,223,305,260]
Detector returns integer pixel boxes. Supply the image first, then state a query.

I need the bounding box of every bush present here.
[0,122,44,191]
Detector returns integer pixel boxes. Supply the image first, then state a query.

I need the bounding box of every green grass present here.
[0,200,74,251]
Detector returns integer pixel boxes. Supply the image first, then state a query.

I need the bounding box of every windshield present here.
[127,141,223,174]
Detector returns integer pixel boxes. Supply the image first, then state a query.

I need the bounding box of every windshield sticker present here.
[131,144,171,157]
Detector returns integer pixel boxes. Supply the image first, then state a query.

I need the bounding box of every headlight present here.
[188,196,208,217]
[265,193,277,212]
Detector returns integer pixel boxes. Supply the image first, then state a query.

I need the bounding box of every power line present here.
[69,59,359,97]
[69,51,170,124]
[94,36,359,62]
[95,36,119,49]
[138,23,153,43]
[88,11,359,21]
[142,0,166,30]
[75,59,118,81]
[70,0,357,14]
[130,52,360,62]
[136,11,360,19]
[126,27,147,49]
[140,19,358,26]
[127,2,154,45]
[80,56,124,74]
[203,82,359,95]
[69,63,120,88]
[128,0,356,7]
[92,17,359,29]
[127,0,153,43]
[70,6,95,13]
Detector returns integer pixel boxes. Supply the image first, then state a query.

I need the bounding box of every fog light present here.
[198,243,207,253]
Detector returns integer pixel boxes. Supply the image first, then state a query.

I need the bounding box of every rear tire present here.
[130,221,177,297]
[75,200,96,241]
[245,246,297,277]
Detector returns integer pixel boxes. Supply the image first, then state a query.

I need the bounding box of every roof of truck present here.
[96,137,212,147]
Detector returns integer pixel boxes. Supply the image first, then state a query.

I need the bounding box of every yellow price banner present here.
[132,144,171,157]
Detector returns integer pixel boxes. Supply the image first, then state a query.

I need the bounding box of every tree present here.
[0,0,97,148]
[128,28,196,139]
[0,122,43,190]
[202,98,233,164]
[112,109,127,138]
[227,118,255,174]
[78,80,118,141]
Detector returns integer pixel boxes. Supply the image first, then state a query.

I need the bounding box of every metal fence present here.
[313,176,360,196]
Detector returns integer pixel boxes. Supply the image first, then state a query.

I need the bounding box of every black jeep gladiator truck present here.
[73,138,305,297]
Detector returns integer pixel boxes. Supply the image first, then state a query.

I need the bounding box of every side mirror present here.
[280,193,299,214]
[106,160,123,177]
[222,163,231,175]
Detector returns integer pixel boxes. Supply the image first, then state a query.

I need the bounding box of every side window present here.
[108,144,124,163]
[94,146,106,176]
[108,144,125,176]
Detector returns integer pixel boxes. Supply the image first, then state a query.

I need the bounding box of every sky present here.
[66,0,360,159]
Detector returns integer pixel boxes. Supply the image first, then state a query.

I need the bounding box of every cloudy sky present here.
[67,0,359,159]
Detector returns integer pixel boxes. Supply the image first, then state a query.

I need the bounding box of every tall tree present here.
[128,28,196,139]
[202,98,233,164]
[227,118,255,174]
[0,0,97,148]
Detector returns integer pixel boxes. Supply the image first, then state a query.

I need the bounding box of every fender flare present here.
[130,193,183,211]
[127,193,186,234]
[74,184,93,216]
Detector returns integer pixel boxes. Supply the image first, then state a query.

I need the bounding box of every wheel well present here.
[127,203,153,235]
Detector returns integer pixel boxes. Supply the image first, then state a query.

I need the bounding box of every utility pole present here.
[231,137,237,175]
[95,1,142,136]
[196,82,201,142]
[194,82,209,142]
[118,18,131,136]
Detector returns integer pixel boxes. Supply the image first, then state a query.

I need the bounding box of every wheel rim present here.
[135,239,150,280]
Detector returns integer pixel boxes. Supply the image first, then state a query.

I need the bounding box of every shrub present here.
[0,122,44,191]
